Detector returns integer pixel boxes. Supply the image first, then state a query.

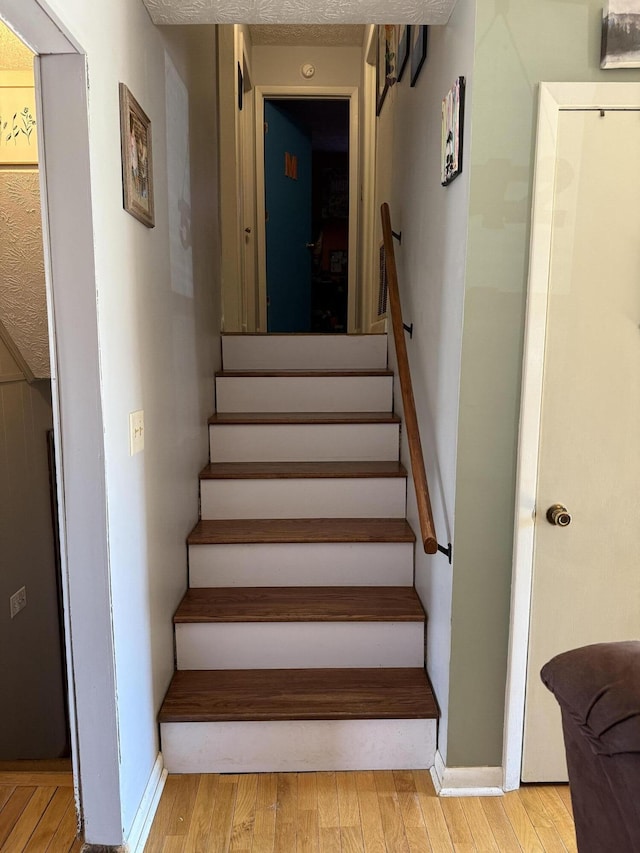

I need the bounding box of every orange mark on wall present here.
[285,152,298,180]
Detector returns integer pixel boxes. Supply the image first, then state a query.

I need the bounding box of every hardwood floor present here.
[0,768,81,852]
[144,771,576,853]
[0,769,575,852]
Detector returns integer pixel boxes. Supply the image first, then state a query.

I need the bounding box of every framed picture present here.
[410,25,428,87]
[397,26,411,82]
[0,82,38,165]
[119,83,155,228]
[441,77,465,187]
[601,0,640,68]
[376,25,398,116]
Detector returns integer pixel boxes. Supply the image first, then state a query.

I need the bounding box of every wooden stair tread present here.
[222,332,386,337]
[174,586,425,623]
[188,518,416,545]
[208,411,400,425]
[159,668,439,722]
[199,461,407,480]
[216,369,393,377]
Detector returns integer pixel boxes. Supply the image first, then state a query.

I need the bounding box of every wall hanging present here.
[119,83,155,228]
[410,25,428,87]
[441,76,465,187]
[397,26,411,82]
[0,77,37,165]
[601,0,640,68]
[376,25,398,115]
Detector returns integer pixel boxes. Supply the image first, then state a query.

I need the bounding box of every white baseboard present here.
[126,752,167,853]
[430,750,503,797]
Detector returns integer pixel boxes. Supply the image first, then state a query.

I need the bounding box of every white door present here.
[521,109,640,782]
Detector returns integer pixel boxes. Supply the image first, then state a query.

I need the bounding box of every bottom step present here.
[159,668,438,773]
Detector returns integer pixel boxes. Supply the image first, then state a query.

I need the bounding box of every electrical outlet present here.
[10,586,26,619]
[129,410,144,455]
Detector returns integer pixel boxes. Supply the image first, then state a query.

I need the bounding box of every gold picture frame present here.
[119,83,155,228]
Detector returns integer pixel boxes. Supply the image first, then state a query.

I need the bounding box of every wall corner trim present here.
[125,753,167,853]
[430,751,504,797]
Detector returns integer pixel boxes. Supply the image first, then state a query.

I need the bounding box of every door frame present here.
[1,1,122,842]
[503,81,640,791]
[255,85,359,333]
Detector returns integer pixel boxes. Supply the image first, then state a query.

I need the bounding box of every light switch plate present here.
[129,410,144,455]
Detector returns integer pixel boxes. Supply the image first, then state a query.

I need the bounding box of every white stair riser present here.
[216,375,393,414]
[209,423,399,462]
[200,478,406,520]
[161,718,436,774]
[222,335,387,371]
[189,542,414,587]
[175,622,424,669]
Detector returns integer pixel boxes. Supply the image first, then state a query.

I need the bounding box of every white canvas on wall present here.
[165,52,194,298]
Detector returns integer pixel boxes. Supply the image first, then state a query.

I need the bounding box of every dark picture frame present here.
[410,25,428,87]
[238,62,244,110]
[376,25,398,116]
[441,76,465,187]
[397,25,411,82]
[119,83,155,228]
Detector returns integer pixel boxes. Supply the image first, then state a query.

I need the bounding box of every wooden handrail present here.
[381,203,438,555]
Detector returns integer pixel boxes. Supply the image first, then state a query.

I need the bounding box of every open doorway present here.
[0,21,70,766]
[263,98,350,332]
[255,86,359,334]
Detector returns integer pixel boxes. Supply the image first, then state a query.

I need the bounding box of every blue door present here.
[264,101,313,332]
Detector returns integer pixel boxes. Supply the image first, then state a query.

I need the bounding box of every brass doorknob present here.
[546,504,572,527]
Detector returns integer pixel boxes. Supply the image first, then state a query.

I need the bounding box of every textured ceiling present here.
[250,25,365,45]
[143,0,456,25]
[0,20,34,72]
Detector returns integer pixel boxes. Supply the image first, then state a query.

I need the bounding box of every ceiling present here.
[142,0,457,26]
[249,25,365,46]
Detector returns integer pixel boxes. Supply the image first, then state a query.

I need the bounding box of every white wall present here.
[252,44,361,86]
[5,0,220,844]
[384,2,477,764]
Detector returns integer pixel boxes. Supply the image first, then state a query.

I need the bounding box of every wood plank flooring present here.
[0,769,81,853]
[0,770,575,852]
[143,772,577,853]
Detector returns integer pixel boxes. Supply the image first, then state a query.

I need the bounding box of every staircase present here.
[159,333,439,773]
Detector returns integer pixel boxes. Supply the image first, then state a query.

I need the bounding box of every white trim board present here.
[126,753,167,853]
[254,85,359,333]
[502,81,640,793]
[430,751,503,798]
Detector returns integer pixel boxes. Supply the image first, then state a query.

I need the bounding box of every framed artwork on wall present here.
[119,83,155,228]
[410,25,428,87]
[376,25,398,115]
[441,76,465,187]
[397,26,411,82]
[601,0,640,68]
[0,81,38,165]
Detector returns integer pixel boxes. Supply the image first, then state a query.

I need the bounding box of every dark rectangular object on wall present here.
[378,243,388,317]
